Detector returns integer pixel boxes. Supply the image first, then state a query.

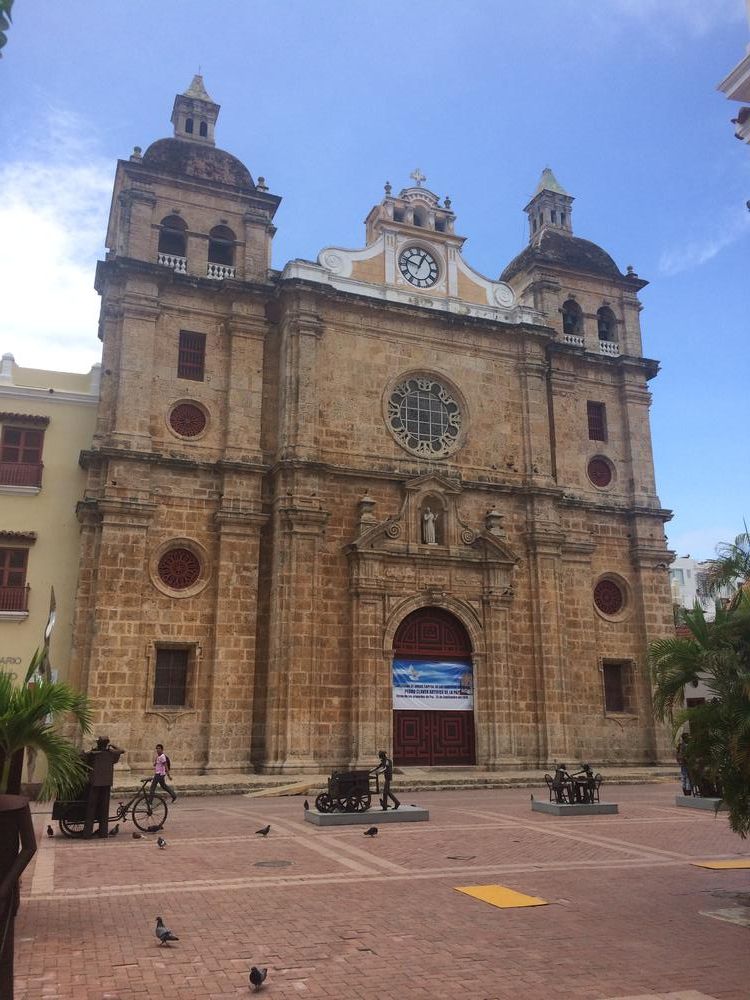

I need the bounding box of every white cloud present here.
[658,211,750,276]
[0,109,112,373]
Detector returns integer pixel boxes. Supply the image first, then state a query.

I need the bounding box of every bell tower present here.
[170,73,219,146]
[524,167,574,242]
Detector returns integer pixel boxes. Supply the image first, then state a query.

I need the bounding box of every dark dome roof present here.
[141,138,254,191]
[501,228,623,283]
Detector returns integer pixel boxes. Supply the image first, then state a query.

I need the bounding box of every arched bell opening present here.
[392,607,476,766]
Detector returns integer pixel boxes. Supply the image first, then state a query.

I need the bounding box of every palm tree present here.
[650,592,750,838]
[0,649,92,799]
[698,525,750,606]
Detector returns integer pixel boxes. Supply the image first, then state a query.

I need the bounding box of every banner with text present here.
[392,658,474,711]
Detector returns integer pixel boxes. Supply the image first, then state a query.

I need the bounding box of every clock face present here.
[398,246,439,288]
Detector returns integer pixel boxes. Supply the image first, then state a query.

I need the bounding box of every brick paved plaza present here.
[18,785,750,999]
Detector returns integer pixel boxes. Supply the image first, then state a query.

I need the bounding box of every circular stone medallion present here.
[386,376,462,458]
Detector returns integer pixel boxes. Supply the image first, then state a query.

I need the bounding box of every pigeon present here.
[249,966,268,991]
[155,916,179,946]
[303,800,309,811]
[364,826,378,837]
[132,832,142,840]
[255,824,271,837]
[109,824,119,837]
[46,825,54,838]
[157,836,167,849]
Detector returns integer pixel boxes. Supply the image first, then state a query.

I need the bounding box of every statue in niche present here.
[422,507,438,545]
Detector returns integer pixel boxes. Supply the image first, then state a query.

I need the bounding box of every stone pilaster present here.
[260,495,330,772]
[204,506,267,772]
[110,288,160,452]
[524,512,570,764]
[348,572,387,768]
[81,492,157,763]
[277,296,323,460]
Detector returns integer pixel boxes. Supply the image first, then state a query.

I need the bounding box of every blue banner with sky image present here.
[392,658,474,710]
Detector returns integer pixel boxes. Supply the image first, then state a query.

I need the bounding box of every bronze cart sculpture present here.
[315,769,379,813]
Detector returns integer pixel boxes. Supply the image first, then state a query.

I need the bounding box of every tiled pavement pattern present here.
[17,786,750,999]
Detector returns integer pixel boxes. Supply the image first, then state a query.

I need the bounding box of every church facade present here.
[69,77,675,774]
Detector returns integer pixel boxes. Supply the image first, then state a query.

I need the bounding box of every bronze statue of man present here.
[373,750,400,811]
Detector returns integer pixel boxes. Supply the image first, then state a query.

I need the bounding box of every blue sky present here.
[1,0,748,559]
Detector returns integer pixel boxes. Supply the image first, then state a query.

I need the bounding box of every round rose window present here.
[158,548,201,590]
[386,376,462,458]
[169,403,206,438]
[588,457,612,488]
[594,579,624,615]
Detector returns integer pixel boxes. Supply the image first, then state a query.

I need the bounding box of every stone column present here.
[261,496,330,772]
[204,507,267,773]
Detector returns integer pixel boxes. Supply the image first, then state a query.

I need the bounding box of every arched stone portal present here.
[392,607,476,766]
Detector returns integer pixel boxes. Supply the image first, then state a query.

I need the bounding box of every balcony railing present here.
[562,333,584,347]
[0,461,43,487]
[206,262,236,280]
[599,340,620,357]
[0,585,30,612]
[157,252,187,274]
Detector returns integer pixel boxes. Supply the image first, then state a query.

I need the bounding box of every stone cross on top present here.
[410,168,426,187]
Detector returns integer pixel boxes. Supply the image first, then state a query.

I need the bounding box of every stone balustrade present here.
[157,252,187,273]
[206,262,236,280]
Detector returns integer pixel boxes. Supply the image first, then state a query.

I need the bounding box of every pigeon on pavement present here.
[157,836,167,849]
[249,966,268,991]
[364,826,378,837]
[155,916,179,946]
[109,824,119,837]
[132,831,142,839]
[46,825,54,838]
[255,824,271,837]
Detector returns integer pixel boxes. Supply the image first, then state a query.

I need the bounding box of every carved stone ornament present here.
[386,375,462,458]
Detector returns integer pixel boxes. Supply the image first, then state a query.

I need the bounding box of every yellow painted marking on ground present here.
[691,858,750,869]
[454,884,548,908]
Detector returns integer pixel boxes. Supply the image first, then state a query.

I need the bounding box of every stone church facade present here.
[69,77,675,775]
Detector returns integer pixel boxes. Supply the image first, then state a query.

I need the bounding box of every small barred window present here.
[594,579,624,616]
[158,548,201,590]
[169,403,206,438]
[587,457,612,488]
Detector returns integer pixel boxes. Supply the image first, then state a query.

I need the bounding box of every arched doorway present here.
[392,608,476,766]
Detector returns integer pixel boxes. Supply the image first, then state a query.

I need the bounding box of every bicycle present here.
[54,778,169,838]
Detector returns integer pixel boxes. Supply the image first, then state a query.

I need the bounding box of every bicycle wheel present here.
[59,808,86,839]
[132,793,168,832]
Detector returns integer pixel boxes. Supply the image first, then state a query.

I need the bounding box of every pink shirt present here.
[154,752,168,776]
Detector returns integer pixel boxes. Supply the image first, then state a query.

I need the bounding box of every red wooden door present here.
[393,710,475,766]
[392,608,476,767]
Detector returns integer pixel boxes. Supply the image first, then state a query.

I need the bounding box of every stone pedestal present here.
[304,804,429,826]
[532,800,618,816]
[675,795,725,812]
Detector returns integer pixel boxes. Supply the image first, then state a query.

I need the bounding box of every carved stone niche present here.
[346,475,520,601]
